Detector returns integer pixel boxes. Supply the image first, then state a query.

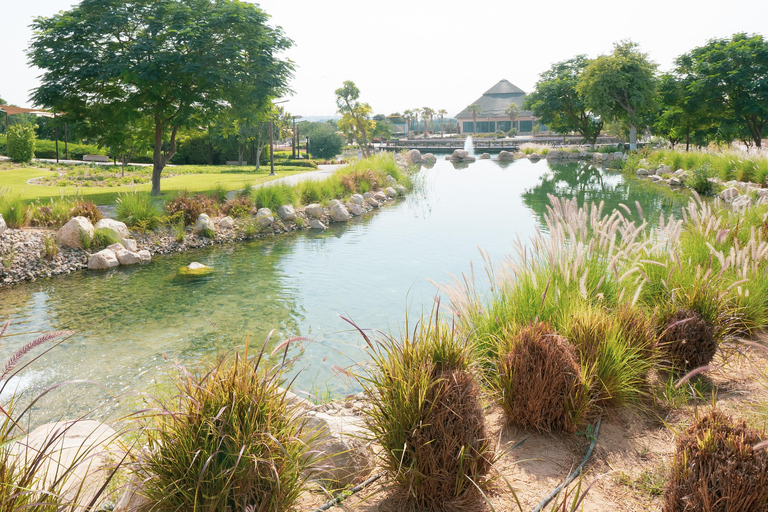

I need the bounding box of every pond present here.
[0,156,689,418]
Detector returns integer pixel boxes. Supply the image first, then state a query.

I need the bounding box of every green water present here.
[0,158,688,417]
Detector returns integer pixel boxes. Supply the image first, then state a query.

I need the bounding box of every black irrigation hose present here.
[531,417,602,512]
[310,471,386,512]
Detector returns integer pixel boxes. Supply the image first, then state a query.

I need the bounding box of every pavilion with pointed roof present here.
[455,79,545,135]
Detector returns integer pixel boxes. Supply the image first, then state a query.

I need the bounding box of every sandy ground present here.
[298,335,768,512]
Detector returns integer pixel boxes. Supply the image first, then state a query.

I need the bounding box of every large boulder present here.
[422,153,437,165]
[394,184,407,196]
[720,187,740,201]
[116,249,142,266]
[7,420,122,509]
[305,204,324,219]
[498,150,515,161]
[87,249,119,270]
[192,213,215,234]
[546,150,566,160]
[277,205,296,221]
[58,216,95,249]
[0,214,6,237]
[451,149,469,160]
[305,412,374,487]
[636,168,649,176]
[218,216,235,229]
[350,194,365,205]
[373,191,387,202]
[385,187,398,198]
[106,243,125,254]
[308,219,327,230]
[346,203,363,216]
[405,149,422,164]
[256,208,274,227]
[121,239,138,252]
[95,218,130,238]
[479,153,491,159]
[329,203,351,222]
[138,250,152,262]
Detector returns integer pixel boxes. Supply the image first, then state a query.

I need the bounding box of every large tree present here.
[335,81,374,158]
[29,0,293,195]
[577,41,658,150]
[523,56,603,144]
[653,73,714,151]
[675,33,768,148]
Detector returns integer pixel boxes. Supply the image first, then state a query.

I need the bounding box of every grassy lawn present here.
[0,165,310,204]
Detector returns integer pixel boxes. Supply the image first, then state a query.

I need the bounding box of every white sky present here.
[2,0,767,118]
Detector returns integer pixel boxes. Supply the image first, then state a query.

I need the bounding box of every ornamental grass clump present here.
[116,191,162,230]
[496,322,589,433]
[354,311,493,512]
[659,308,717,373]
[0,192,28,229]
[135,338,314,512]
[662,409,768,512]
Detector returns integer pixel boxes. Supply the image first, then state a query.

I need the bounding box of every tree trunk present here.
[152,122,164,196]
[238,143,245,165]
[629,124,637,151]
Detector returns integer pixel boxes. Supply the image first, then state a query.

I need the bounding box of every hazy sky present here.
[3,0,767,118]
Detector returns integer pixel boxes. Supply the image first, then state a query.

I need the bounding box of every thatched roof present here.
[455,79,532,119]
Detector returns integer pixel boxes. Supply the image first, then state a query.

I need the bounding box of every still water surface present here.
[0,157,688,417]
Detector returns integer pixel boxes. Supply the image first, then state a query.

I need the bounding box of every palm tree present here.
[403,109,414,137]
[421,107,435,137]
[505,103,520,135]
[438,109,448,137]
[467,104,482,134]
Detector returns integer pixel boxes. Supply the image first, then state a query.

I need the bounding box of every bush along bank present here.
[0,153,415,286]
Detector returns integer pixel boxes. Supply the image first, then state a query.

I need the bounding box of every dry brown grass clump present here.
[660,308,717,373]
[663,409,768,512]
[498,322,588,433]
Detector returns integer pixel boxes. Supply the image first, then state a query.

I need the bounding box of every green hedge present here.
[0,135,107,160]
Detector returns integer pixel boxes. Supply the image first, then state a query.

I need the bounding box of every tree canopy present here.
[29,0,293,194]
[577,41,657,150]
[335,81,374,157]
[523,56,603,144]
[675,33,768,148]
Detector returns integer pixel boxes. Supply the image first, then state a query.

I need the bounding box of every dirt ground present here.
[299,335,768,512]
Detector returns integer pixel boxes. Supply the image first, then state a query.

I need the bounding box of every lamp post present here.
[291,115,302,159]
[270,99,290,176]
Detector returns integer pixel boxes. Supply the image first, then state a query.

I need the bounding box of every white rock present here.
[305,412,374,487]
[138,249,152,262]
[362,192,374,199]
[636,168,649,176]
[329,203,351,222]
[327,199,341,207]
[219,216,235,229]
[613,151,624,159]
[121,239,138,252]
[674,169,686,177]
[350,194,364,205]
[756,189,768,198]
[649,175,662,182]
[277,204,296,221]
[669,177,682,186]
[106,243,125,254]
[0,214,5,237]
[373,191,387,202]
[733,195,753,208]
[385,187,398,198]
[116,249,142,265]
[479,153,491,159]
[347,203,363,216]
[498,150,515,161]
[386,175,396,185]
[188,262,207,269]
[394,184,407,195]
[305,203,324,219]
[8,420,122,508]
[308,219,327,230]
[655,167,666,176]
[95,218,130,238]
[529,153,542,161]
[58,216,95,249]
[405,149,422,164]
[256,208,274,227]
[193,213,215,234]
[422,153,437,164]
[451,149,469,160]
[88,249,119,270]
[366,197,380,208]
[720,187,740,200]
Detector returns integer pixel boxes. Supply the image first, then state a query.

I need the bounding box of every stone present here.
[649,175,662,182]
[405,149,422,164]
[366,197,380,208]
[655,167,666,176]
[114,473,152,512]
[636,168,649,176]
[58,216,95,249]
[256,208,274,227]
[121,239,138,252]
[669,177,682,186]
[674,169,686,177]
[138,250,152,262]
[179,262,213,276]
[279,387,313,411]
[219,216,235,229]
[386,175,396,185]
[106,243,125,254]
[277,205,296,221]
[308,219,327,230]
[463,155,476,163]
[7,420,123,509]
[193,213,215,234]
[116,249,142,266]
[362,192,374,199]
[385,187,398,198]
[451,149,468,160]
[373,191,387,202]
[479,153,491,159]
[498,150,515,161]
[529,153,542,161]
[347,203,363,216]
[87,249,119,270]
[756,189,768,198]
[546,150,565,160]
[350,194,365,205]
[613,151,624,160]
[394,184,407,195]
[327,199,341,207]
[733,195,753,208]
[720,187,740,201]
[305,412,374,487]
[305,203,324,219]
[329,203,351,222]
[0,214,6,237]
[422,153,437,164]
[95,218,130,238]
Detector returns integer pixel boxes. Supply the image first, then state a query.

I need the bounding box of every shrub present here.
[357,312,493,512]
[69,199,103,224]
[165,192,206,226]
[659,308,717,373]
[43,233,59,260]
[308,129,344,160]
[91,227,122,249]
[115,191,162,230]
[496,322,589,433]
[222,195,253,217]
[135,345,314,512]
[29,198,74,228]
[662,409,768,512]
[0,194,27,228]
[688,163,714,196]
[7,124,36,163]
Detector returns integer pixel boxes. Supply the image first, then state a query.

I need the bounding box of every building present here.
[454,79,543,135]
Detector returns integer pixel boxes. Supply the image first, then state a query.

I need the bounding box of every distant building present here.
[454,79,545,135]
